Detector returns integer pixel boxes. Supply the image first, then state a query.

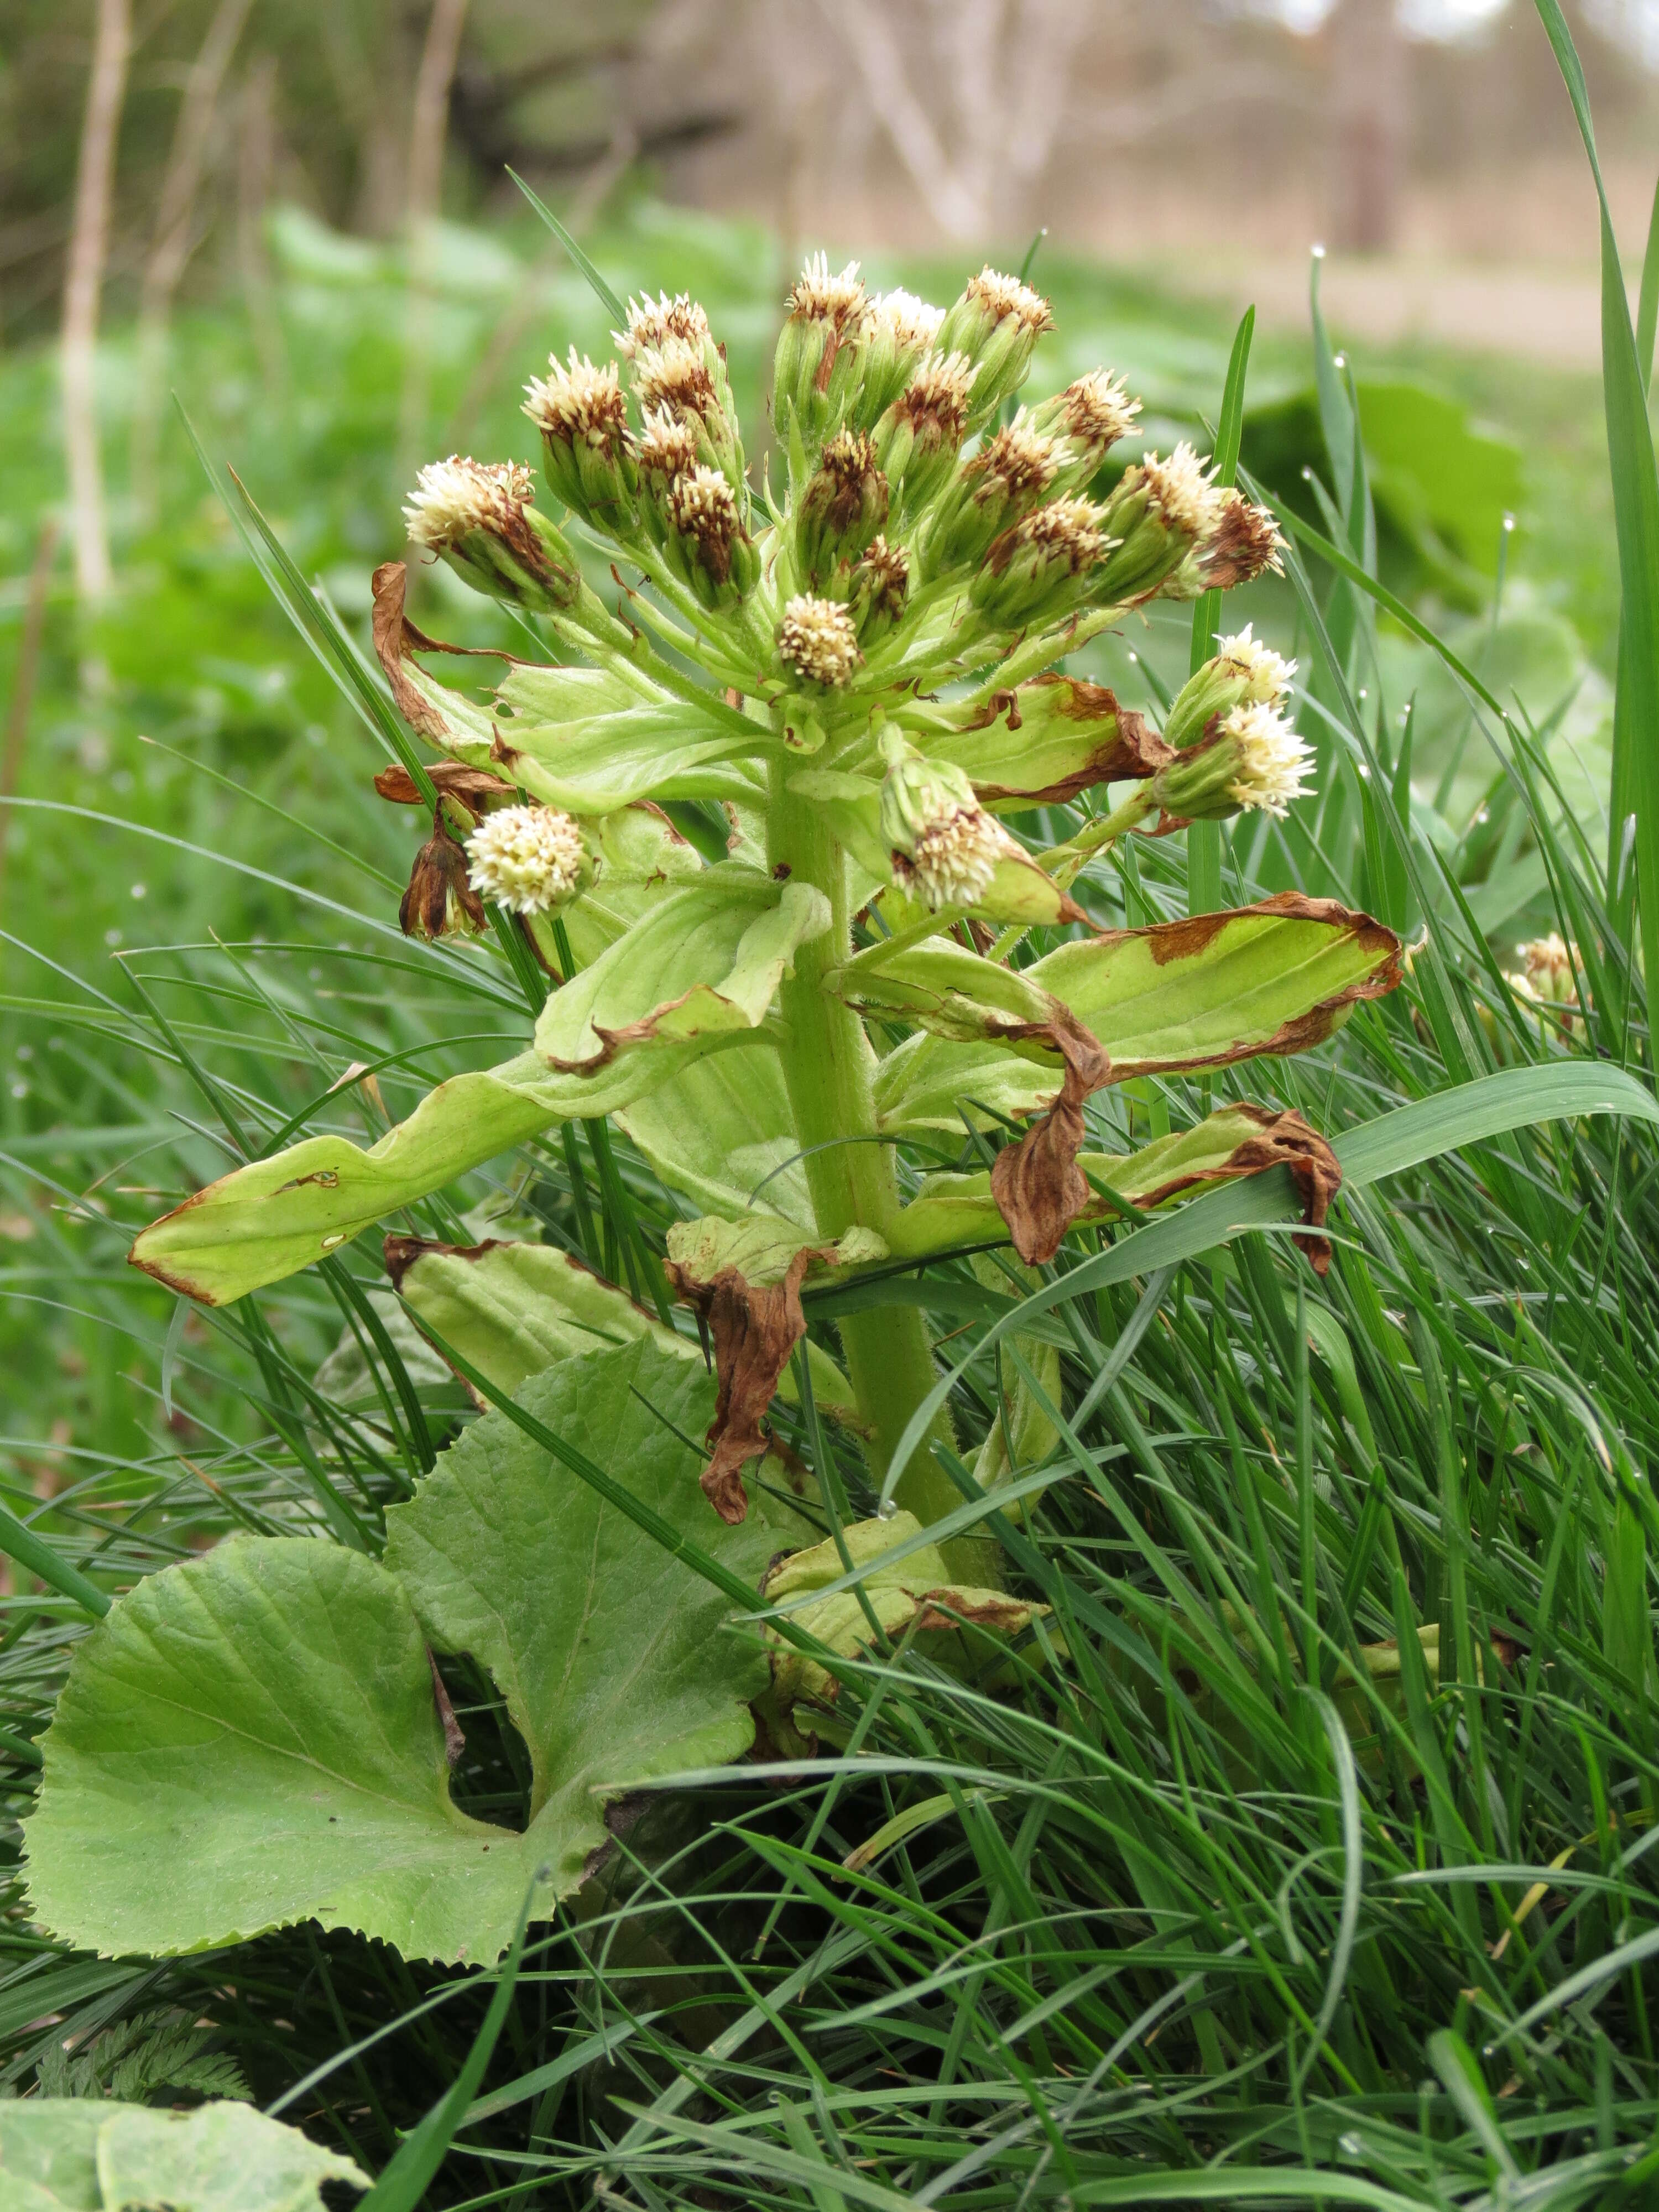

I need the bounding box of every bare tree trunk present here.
[399,0,472,483]
[1329,0,1406,254]
[132,0,257,523]
[62,0,132,602]
[237,55,285,399]
[0,517,62,943]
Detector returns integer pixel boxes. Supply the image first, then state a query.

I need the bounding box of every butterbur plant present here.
[23,256,1405,1969]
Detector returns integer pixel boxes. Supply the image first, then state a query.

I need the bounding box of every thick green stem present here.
[764,761,983,1567]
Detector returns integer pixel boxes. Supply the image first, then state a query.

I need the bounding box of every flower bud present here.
[399,814,486,940]
[521,352,638,535]
[879,737,1019,910]
[970,495,1110,632]
[1092,442,1227,606]
[632,333,747,490]
[872,349,978,517]
[662,464,759,608]
[1149,702,1314,825]
[849,535,909,644]
[934,266,1055,420]
[635,406,703,546]
[777,593,863,690]
[919,410,1063,581]
[1507,933,1584,1009]
[1162,623,1297,750]
[1029,370,1141,486]
[403,456,582,613]
[465,802,588,914]
[852,288,945,427]
[614,290,711,359]
[795,428,889,591]
[1198,489,1287,589]
[771,253,868,450]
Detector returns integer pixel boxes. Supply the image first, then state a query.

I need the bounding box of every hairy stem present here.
[765,760,987,1572]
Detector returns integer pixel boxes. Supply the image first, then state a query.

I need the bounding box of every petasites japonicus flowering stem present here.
[764,758,983,1575]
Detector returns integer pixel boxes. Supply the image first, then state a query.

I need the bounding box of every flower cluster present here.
[393,252,1306,934]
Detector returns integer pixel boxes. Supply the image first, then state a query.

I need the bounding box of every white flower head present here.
[905,804,1018,911]
[465,804,586,914]
[1130,442,1227,541]
[615,290,709,359]
[632,335,717,422]
[637,405,701,480]
[778,594,862,687]
[1217,623,1297,705]
[1003,495,1109,574]
[965,266,1055,336]
[786,252,866,328]
[1222,703,1315,818]
[979,411,1063,498]
[1056,369,1140,451]
[892,349,979,437]
[403,457,535,550]
[862,287,944,353]
[522,351,628,448]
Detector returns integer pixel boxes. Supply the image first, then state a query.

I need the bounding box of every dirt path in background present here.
[1163,255,1608,369]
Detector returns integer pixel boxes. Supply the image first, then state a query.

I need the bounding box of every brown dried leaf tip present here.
[989,1006,1112,1265]
[374,760,515,814]
[1222,1106,1343,1274]
[663,1248,824,1524]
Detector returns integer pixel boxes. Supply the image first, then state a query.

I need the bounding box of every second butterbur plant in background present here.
[23,254,1405,1969]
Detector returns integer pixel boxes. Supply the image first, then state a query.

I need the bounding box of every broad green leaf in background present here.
[25,1345,806,1965]
[616,1045,813,1227]
[0,2099,367,2212]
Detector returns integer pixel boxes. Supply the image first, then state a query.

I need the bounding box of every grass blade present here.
[1188,305,1255,916]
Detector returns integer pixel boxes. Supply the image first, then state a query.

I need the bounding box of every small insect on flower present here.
[465,804,587,915]
[778,594,863,688]
[403,457,535,551]
[1217,624,1297,706]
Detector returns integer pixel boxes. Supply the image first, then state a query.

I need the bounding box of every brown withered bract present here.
[398,813,486,941]
[373,761,515,812]
[663,1246,830,1524]
[988,1006,1113,1265]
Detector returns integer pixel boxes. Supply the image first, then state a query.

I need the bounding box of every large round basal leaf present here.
[25,1345,810,1965]
[383,1341,808,1818]
[23,1537,540,1964]
[0,2099,367,2212]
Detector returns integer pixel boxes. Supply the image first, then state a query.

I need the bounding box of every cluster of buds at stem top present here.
[1148,700,1314,824]
[919,410,1064,581]
[1163,624,1297,749]
[773,254,869,450]
[872,349,978,519]
[879,732,1020,910]
[521,352,638,534]
[935,265,1056,422]
[612,291,746,491]
[403,457,582,614]
[795,428,890,592]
